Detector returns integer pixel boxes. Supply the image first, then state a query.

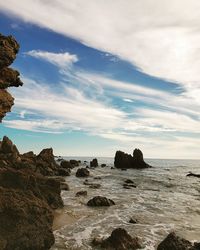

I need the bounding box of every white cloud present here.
[25,50,78,68]
[1,0,200,95]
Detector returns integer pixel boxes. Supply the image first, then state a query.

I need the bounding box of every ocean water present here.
[51,158,200,250]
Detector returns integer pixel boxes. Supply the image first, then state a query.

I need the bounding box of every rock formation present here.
[0,33,23,121]
[90,158,98,167]
[76,167,90,177]
[114,148,151,169]
[92,228,141,250]
[157,232,200,250]
[0,34,64,250]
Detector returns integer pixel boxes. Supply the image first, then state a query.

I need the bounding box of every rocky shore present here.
[0,33,199,250]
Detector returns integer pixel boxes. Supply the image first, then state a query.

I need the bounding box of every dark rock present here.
[76,168,90,177]
[87,196,115,207]
[94,176,102,180]
[129,218,137,224]
[0,167,63,250]
[157,232,192,250]
[58,168,71,176]
[90,158,98,167]
[60,182,69,191]
[186,172,200,178]
[93,228,141,250]
[89,183,101,189]
[101,163,106,167]
[69,159,79,166]
[60,160,73,169]
[111,167,115,169]
[114,148,151,169]
[76,190,87,197]
[124,179,135,184]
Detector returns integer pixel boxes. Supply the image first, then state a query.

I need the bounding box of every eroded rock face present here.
[0,167,64,250]
[114,148,151,169]
[92,228,141,250]
[0,33,23,121]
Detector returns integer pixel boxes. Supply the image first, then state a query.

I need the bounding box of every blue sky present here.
[0,1,200,158]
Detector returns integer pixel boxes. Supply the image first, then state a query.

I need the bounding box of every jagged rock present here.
[0,89,14,121]
[87,196,115,207]
[76,168,90,177]
[0,33,23,121]
[76,190,87,197]
[92,228,141,250]
[114,148,151,169]
[129,218,137,224]
[0,167,64,250]
[60,160,73,169]
[90,158,98,167]
[157,232,192,250]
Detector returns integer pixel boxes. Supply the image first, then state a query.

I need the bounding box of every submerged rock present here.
[69,159,79,166]
[76,190,87,197]
[76,168,90,177]
[92,228,141,250]
[87,196,115,207]
[186,172,200,178]
[60,160,73,169]
[114,148,151,169]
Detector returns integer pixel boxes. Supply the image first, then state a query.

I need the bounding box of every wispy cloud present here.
[25,50,78,68]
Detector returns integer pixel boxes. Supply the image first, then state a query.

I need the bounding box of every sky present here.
[0,0,200,158]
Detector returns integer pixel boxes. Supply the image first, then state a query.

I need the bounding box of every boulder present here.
[92,228,141,250]
[58,168,71,176]
[76,168,90,177]
[114,148,151,169]
[101,163,106,167]
[69,159,79,166]
[157,232,192,250]
[87,196,115,207]
[76,190,87,197]
[90,158,98,167]
[60,160,73,169]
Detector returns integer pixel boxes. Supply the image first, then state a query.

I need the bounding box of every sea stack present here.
[114,148,151,169]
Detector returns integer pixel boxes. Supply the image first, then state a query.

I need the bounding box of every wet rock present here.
[76,190,87,197]
[69,159,79,166]
[87,196,115,207]
[124,179,135,184]
[101,163,106,167]
[129,218,137,224]
[111,167,115,169]
[58,168,71,176]
[76,168,90,177]
[157,232,192,250]
[90,158,98,167]
[60,182,69,191]
[89,183,101,189]
[60,160,73,169]
[114,148,151,169]
[123,183,137,189]
[186,172,200,178]
[94,176,102,180]
[93,228,141,250]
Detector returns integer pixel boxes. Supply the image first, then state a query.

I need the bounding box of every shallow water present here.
[51,158,200,250]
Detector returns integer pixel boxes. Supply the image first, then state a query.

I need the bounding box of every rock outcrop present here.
[92,228,141,250]
[0,33,23,121]
[90,158,98,167]
[76,168,90,177]
[157,232,200,250]
[114,148,151,169]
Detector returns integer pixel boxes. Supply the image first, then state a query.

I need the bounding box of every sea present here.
[51,157,200,250]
